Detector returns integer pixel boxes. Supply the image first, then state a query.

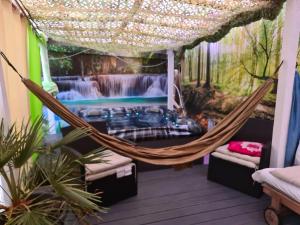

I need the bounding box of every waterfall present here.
[143,76,167,97]
[52,74,167,100]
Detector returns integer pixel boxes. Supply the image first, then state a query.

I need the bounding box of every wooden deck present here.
[68,166,300,225]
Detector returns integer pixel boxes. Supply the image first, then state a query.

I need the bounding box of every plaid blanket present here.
[108,124,201,142]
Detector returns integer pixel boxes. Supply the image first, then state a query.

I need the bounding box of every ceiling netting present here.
[20,0,284,56]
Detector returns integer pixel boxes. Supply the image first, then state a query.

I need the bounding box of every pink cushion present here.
[228,141,263,157]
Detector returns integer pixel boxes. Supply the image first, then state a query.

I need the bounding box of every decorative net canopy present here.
[20,0,285,56]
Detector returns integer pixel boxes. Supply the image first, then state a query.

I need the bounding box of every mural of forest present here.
[181,8,285,122]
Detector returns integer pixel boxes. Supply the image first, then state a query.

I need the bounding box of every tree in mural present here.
[196,45,201,87]
[48,43,81,75]
[188,52,193,82]
[241,21,281,80]
[215,45,220,85]
[203,43,211,89]
[241,18,283,94]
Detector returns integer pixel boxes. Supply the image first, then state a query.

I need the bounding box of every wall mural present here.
[48,48,168,107]
[53,74,168,101]
[181,8,285,124]
[47,47,169,131]
[48,7,285,132]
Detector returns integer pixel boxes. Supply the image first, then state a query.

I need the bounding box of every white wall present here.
[0,56,10,123]
[0,0,30,125]
[271,0,300,167]
[0,59,11,206]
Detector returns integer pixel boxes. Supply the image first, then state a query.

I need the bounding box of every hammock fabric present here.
[22,78,273,166]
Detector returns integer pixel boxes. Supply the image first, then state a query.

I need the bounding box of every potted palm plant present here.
[0,117,106,225]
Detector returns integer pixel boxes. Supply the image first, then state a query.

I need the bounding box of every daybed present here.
[252,167,300,225]
[207,118,273,197]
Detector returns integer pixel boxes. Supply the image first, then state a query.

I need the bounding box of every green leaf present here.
[6,201,59,225]
[61,146,108,166]
[13,117,43,168]
[0,117,105,224]
[48,127,91,151]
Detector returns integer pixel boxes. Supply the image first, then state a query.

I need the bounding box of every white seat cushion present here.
[85,150,132,175]
[271,166,300,188]
[252,168,300,203]
[212,152,258,169]
[215,144,260,165]
[86,163,135,181]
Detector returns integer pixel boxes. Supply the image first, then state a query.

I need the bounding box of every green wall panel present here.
[27,26,42,122]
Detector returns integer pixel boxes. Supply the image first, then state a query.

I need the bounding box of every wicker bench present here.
[207,118,273,197]
[61,122,138,206]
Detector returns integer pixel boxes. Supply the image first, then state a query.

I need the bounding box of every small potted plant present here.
[0,117,106,225]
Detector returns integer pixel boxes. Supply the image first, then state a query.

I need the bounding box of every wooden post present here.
[271,0,300,167]
[167,49,175,110]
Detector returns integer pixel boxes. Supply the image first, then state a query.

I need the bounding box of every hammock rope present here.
[0,51,277,165]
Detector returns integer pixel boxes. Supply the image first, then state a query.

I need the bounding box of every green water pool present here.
[61,96,167,106]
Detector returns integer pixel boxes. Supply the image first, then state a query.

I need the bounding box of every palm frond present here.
[13,117,43,168]
[48,127,91,151]
[61,146,109,166]
[53,180,101,210]
[35,151,105,213]
[0,121,19,168]
[0,117,106,224]
[0,118,43,168]
[6,200,60,225]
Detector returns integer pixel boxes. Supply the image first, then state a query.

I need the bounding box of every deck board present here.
[67,165,300,225]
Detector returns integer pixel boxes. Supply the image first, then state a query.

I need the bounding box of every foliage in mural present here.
[181,8,284,121]
[48,44,166,76]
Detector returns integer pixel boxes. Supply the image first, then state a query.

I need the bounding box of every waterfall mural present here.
[47,49,168,131]
[53,74,168,100]
[48,48,168,108]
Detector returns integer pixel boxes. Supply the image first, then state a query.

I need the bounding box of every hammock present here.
[21,78,273,165]
[0,51,276,166]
